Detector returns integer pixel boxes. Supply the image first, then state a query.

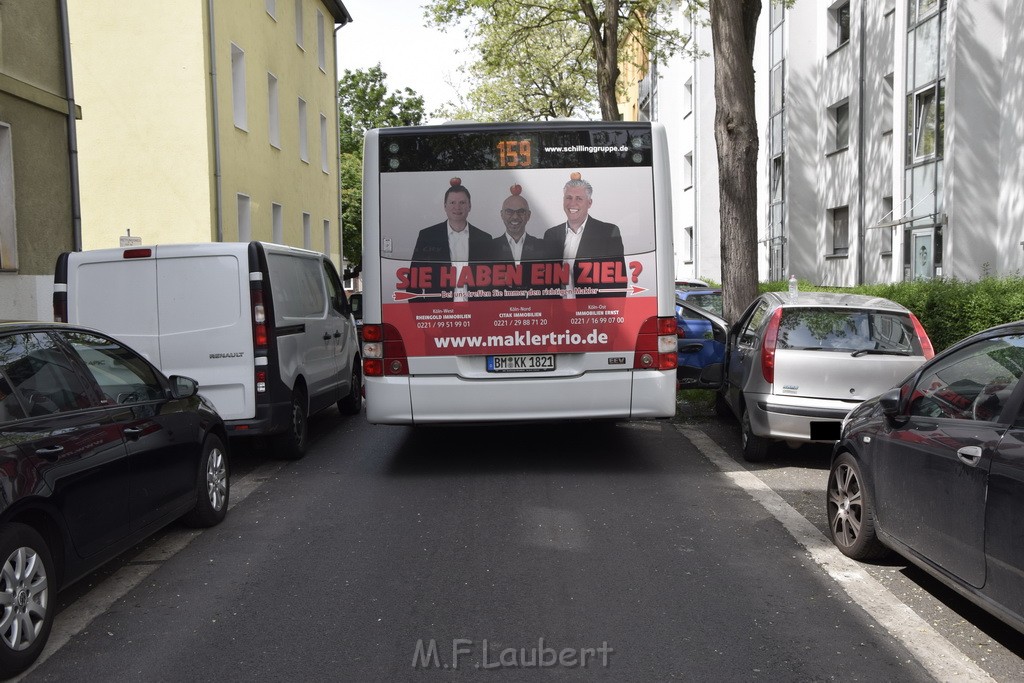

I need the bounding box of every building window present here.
[908,84,944,162]
[0,122,17,270]
[683,152,693,188]
[265,0,276,19]
[298,98,308,163]
[294,0,304,49]
[831,1,851,50]
[317,10,326,72]
[684,227,694,263]
[272,203,283,243]
[320,113,329,173]
[237,194,252,242]
[323,219,331,257]
[770,63,784,114]
[302,212,311,249]
[231,44,247,130]
[882,73,894,134]
[830,100,850,151]
[683,78,693,117]
[831,206,849,255]
[770,156,784,203]
[268,73,280,148]
[910,0,941,24]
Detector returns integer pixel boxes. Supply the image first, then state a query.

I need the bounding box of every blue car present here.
[675,289,725,386]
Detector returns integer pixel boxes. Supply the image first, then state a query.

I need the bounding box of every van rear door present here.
[153,245,255,421]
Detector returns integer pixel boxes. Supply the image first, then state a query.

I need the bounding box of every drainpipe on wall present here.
[335,23,344,269]
[58,0,81,252]
[207,0,223,242]
[856,0,866,286]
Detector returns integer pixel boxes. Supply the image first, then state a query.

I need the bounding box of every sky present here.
[336,0,468,120]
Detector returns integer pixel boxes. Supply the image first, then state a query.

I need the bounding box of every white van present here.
[53,242,361,458]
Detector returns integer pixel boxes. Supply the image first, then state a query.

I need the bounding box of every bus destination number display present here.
[495,139,533,168]
[487,354,555,373]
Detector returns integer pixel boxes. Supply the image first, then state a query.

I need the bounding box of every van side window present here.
[0,332,95,417]
[267,254,326,318]
[322,261,349,314]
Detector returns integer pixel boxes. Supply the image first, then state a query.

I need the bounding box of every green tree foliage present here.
[426,0,688,121]
[337,65,426,267]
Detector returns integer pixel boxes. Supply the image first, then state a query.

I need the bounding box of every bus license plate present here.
[487,354,556,373]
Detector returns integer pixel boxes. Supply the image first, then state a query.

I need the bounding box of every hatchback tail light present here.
[761,308,784,384]
[909,313,935,360]
[634,316,678,370]
[362,324,408,376]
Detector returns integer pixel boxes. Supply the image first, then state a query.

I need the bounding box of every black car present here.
[0,322,230,675]
[827,319,1024,634]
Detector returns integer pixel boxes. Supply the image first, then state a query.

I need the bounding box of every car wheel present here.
[274,389,309,460]
[338,362,362,416]
[826,452,889,561]
[740,406,771,462]
[0,524,55,677]
[182,435,230,528]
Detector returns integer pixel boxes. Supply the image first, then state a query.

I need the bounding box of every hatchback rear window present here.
[776,308,922,355]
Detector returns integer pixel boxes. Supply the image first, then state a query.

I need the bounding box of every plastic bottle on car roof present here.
[788,274,798,301]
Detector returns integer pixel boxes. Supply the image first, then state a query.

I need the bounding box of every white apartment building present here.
[655,0,1024,286]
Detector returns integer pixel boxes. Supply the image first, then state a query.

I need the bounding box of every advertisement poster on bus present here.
[377,145,658,358]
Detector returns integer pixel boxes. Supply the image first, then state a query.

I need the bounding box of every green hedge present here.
[757,276,1024,354]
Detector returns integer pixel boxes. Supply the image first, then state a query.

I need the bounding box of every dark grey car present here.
[827,320,1024,634]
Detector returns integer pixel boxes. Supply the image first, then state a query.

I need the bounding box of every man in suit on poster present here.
[490,184,558,296]
[543,173,627,298]
[408,178,492,302]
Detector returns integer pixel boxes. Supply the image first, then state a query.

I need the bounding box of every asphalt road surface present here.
[18,400,1024,681]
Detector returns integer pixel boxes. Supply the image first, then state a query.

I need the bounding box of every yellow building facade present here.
[68,0,351,265]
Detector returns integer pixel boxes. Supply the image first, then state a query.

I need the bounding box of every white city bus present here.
[359,121,677,424]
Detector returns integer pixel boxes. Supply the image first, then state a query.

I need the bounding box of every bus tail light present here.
[362,323,408,377]
[761,307,784,384]
[909,313,935,360]
[634,316,678,370]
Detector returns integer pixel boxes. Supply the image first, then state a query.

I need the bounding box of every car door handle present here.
[123,426,144,440]
[35,445,64,460]
[323,333,332,341]
[957,445,983,466]
[333,331,342,338]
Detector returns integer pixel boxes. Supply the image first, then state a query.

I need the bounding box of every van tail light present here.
[909,313,935,360]
[634,316,678,370]
[250,281,268,350]
[761,307,784,384]
[362,324,408,377]
[255,368,267,394]
[53,290,68,323]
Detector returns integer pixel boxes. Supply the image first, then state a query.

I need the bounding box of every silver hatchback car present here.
[677,291,935,461]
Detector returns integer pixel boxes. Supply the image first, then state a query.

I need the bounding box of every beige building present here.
[68,0,351,264]
[0,0,81,321]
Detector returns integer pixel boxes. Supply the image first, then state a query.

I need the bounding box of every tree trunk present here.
[710,0,761,323]
[580,0,623,121]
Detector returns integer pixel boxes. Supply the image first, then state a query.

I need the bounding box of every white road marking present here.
[17,461,284,679]
[677,425,995,683]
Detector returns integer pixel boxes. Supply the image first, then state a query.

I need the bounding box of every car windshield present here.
[776,308,921,354]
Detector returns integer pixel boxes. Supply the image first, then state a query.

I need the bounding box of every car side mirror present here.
[878,388,902,419]
[169,375,199,400]
[349,293,363,322]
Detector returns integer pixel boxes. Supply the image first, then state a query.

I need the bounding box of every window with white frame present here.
[882,73,894,134]
[294,0,303,49]
[272,203,283,243]
[302,212,311,249]
[830,1,851,50]
[231,44,247,130]
[317,10,326,72]
[683,78,693,117]
[298,98,308,162]
[684,227,694,263]
[265,0,276,18]
[908,84,943,162]
[770,156,784,203]
[0,122,17,270]
[320,113,329,173]
[831,206,849,255]
[237,194,252,242]
[683,152,693,188]
[880,196,893,254]
[323,219,331,257]
[830,100,849,151]
[268,73,280,148]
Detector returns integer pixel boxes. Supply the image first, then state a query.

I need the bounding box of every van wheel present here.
[182,435,230,527]
[0,524,55,677]
[741,406,771,462]
[338,362,362,416]
[274,390,308,460]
